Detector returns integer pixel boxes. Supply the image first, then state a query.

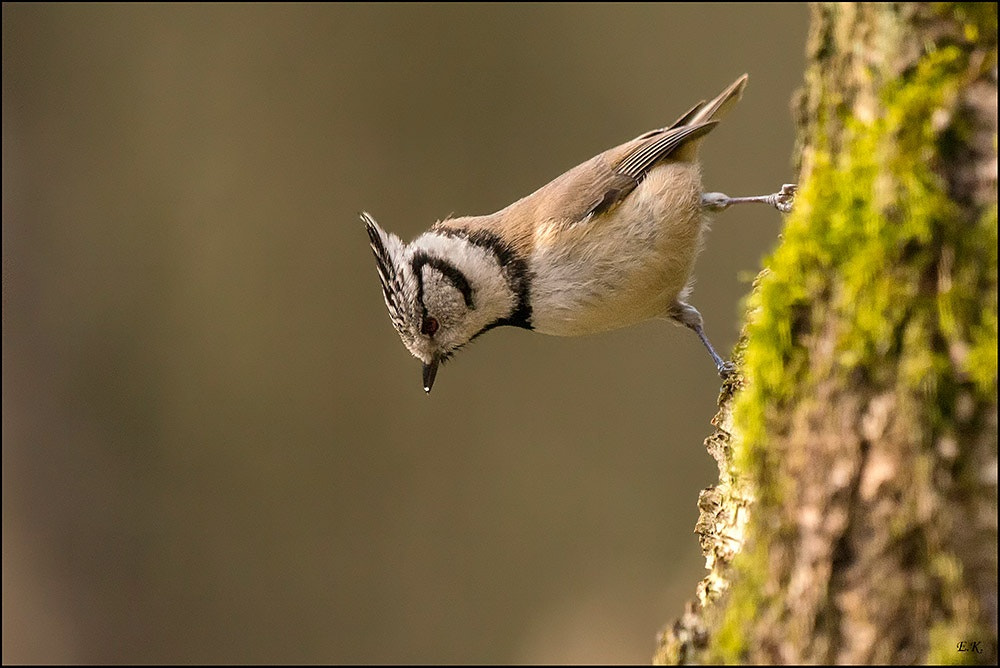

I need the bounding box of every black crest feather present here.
[362,212,408,336]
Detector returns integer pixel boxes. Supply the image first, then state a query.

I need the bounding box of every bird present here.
[364,74,795,393]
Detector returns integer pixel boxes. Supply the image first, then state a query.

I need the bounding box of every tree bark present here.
[655,3,997,664]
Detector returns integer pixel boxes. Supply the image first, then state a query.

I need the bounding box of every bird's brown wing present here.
[452,120,720,250]
[435,75,748,249]
[580,121,718,219]
[572,74,748,221]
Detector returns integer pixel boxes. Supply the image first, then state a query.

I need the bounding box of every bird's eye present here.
[421,316,439,336]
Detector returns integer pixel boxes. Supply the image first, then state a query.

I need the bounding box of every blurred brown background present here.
[2,4,806,663]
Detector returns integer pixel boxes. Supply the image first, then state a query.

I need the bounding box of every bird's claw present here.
[772,183,797,213]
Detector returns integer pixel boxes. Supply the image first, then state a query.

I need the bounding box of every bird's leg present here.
[669,301,736,379]
[701,183,797,213]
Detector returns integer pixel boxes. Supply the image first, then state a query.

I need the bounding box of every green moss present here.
[708,16,997,661]
[926,552,992,665]
[945,3,999,46]
[733,32,995,489]
[927,624,977,666]
[706,536,770,663]
[955,204,998,397]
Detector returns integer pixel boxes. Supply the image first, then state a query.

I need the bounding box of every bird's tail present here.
[669,74,749,129]
[665,74,748,160]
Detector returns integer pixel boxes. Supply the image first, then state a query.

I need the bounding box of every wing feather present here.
[582,121,717,218]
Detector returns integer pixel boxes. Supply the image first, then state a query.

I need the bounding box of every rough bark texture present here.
[654,3,997,664]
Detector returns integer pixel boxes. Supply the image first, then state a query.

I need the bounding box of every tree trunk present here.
[655,3,997,664]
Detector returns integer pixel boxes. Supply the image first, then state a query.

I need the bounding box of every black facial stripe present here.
[436,228,533,331]
[411,253,430,323]
[411,253,475,309]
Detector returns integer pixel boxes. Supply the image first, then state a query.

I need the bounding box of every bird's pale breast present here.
[528,162,707,336]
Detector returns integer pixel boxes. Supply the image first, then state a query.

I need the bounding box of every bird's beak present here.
[422,357,440,394]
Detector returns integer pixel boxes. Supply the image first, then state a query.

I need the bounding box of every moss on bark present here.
[655,4,997,664]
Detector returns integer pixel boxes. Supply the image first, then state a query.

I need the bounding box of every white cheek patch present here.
[421,266,468,328]
[413,232,517,324]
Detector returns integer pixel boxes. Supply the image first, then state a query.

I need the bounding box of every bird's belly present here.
[528,164,706,337]
[529,255,683,336]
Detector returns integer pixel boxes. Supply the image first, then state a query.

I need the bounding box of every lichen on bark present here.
[655,4,997,664]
